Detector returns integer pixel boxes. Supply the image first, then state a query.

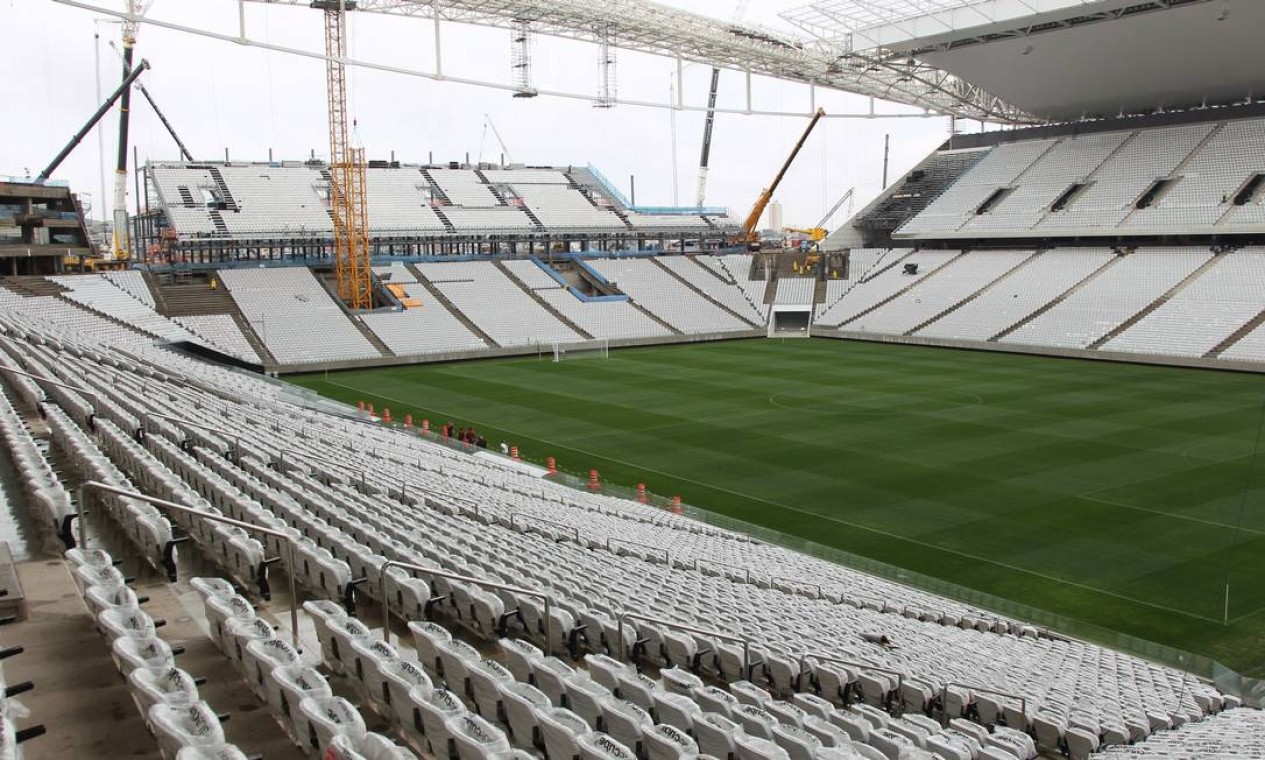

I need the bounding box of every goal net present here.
[552,338,610,362]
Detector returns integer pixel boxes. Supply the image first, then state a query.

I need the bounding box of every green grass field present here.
[291,339,1265,674]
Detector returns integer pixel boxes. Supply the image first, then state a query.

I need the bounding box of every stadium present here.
[0,0,1263,759]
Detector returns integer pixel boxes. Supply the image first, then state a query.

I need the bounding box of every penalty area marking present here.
[322,377,1228,625]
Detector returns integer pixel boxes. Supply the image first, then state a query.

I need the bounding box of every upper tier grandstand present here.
[140,162,737,263]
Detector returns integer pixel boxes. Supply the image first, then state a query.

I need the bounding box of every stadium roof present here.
[781,0,1265,121]
[246,0,1037,123]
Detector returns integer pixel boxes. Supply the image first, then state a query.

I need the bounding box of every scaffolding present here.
[322,2,373,309]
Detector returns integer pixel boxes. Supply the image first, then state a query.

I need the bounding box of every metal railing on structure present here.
[76,481,301,649]
[376,559,560,652]
[618,612,753,679]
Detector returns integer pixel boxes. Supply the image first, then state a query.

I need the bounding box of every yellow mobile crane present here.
[784,186,856,245]
[736,107,825,250]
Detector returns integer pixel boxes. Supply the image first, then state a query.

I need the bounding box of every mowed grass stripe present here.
[293,339,1265,672]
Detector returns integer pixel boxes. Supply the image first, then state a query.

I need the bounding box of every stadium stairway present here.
[907,251,1042,335]
[1088,251,1228,349]
[839,251,967,328]
[495,261,595,340]
[651,258,762,328]
[407,264,502,348]
[0,276,67,298]
[156,280,278,365]
[990,253,1124,342]
[1204,305,1265,358]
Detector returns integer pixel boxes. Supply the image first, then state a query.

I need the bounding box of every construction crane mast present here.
[109,0,152,261]
[737,107,825,249]
[315,0,373,310]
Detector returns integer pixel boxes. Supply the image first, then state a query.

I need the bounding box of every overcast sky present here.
[3,0,965,228]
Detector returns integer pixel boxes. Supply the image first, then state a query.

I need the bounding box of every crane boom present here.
[106,41,193,161]
[738,107,825,247]
[38,60,149,182]
[694,67,720,208]
[484,114,514,166]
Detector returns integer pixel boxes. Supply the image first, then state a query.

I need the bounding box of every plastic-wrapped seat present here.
[448,712,512,760]
[694,686,740,718]
[536,706,590,760]
[583,653,631,695]
[98,607,160,643]
[826,711,870,744]
[564,675,611,729]
[867,728,914,760]
[113,635,178,675]
[498,681,550,749]
[924,734,970,760]
[325,731,420,760]
[72,561,128,597]
[174,744,250,760]
[437,638,482,698]
[223,617,276,671]
[189,577,236,604]
[600,697,653,757]
[350,638,400,696]
[499,638,543,684]
[986,727,1035,760]
[269,665,333,745]
[297,696,367,753]
[85,583,145,618]
[413,688,467,760]
[531,657,575,707]
[694,712,741,760]
[203,594,255,656]
[1064,727,1099,760]
[578,732,636,760]
[384,568,431,622]
[771,723,821,760]
[242,638,300,701]
[128,666,201,714]
[735,734,791,760]
[735,705,778,740]
[643,723,699,760]
[410,622,453,679]
[660,667,703,697]
[652,691,702,734]
[65,547,115,570]
[325,616,373,676]
[612,670,657,712]
[467,659,514,720]
[372,658,432,730]
[148,701,225,760]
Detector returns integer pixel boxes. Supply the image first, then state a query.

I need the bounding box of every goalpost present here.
[552,338,610,362]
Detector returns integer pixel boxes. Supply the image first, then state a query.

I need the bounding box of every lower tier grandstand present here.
[23,246,1265,372]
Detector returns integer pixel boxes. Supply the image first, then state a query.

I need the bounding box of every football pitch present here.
[291,338,1265,674]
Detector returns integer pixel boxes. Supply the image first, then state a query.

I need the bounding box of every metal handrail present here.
[509,513,580,543]
[606,537,670,565]
[143,410,241,462]
[798,652,905,711]
[692,558,752,582]
[617,611,751,676]
[0,365,101,409]
[76,481,300,649]
[378,559,556,650]
[941,682,1026,730]
[771,576,823,598]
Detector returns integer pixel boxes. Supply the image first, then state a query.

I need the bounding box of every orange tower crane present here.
[315,0,373,310]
